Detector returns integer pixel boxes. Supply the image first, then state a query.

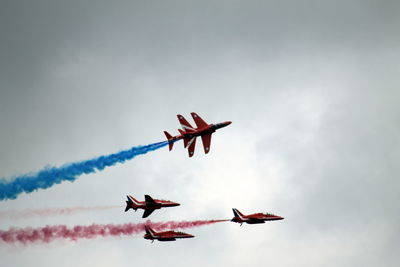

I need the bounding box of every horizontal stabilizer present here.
[125,201,131,212]
[164,131,174,151]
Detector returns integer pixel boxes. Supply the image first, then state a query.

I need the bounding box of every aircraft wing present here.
[145,195,157,206]
[191,112,208,128]
[187,137,196,157]
[183,137,189,148]
[201,134,212,154]
[142,209,156,218]
[177,114,195,132]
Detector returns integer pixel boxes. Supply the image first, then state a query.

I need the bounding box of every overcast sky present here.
[1,1,399,266]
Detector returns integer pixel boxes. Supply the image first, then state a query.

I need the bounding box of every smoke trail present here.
[149,219,228,231]
[0,220,228,244]
[0,206,121,219]
[0,141,168,201]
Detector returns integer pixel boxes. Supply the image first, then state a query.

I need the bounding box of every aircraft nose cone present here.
[225,121,232,125]
[277,216,284,220]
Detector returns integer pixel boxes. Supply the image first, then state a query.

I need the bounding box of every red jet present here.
[125,195,180,218]
[164,112,231,157]
[144,225,194,242]
[231,208,284,226]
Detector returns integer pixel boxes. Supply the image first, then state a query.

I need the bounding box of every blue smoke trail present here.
[0,141,168,201]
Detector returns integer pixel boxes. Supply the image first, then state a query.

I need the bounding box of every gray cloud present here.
[1,1,399,266]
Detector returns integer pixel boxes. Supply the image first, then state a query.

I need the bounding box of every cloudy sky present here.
[1,0,399,266]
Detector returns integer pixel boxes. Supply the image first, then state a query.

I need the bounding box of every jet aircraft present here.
[231,208,284,226]
[143,225,194,242]
[125,195,180,218]
[164,112,231,157]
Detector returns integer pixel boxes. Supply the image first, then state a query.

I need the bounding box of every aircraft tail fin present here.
[128,195,140,204]
[125,195,139,212]
[164,131,174,151]
[232,208,244,219]
[144,225,156,237]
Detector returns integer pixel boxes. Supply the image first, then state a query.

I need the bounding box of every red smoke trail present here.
[0,220,228,245]
[149,219,228,231]
[0,206,121,219]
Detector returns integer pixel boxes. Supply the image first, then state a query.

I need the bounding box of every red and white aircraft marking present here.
[125,195,180,218]
[143,225,194,242]
[231,208,284,226]
[164,112,231,157]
